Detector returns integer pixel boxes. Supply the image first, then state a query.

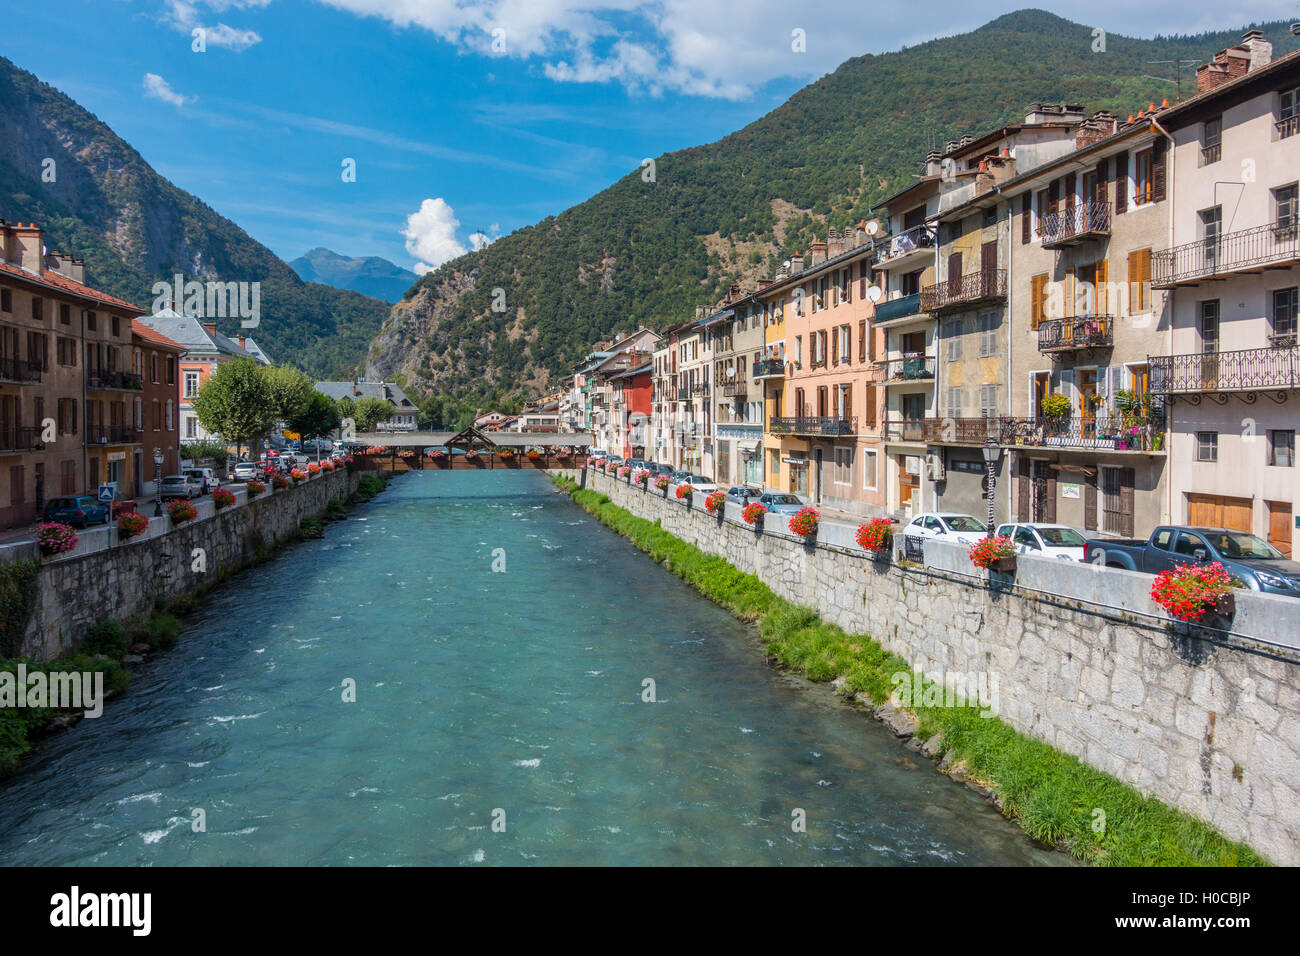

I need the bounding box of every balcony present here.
[1148,344,1300,394]
[1037,315,1114,353]
[769,416,856,437]
[676,387,689,401]
[691,382,709,396]
[0,426,42,454]
[1040,200,1111,248]
[1151,221,1300,288]
[754,358,786,379]
[86,424,137,445]
[0,356,43,385]
[885,417,991,444]
[873,292,926,325]
[87,370,144,391]
[873,225,935,266]
[997,414,1165,453]
[721,382,748,398]
[1278,115,1300,140]
[880,353,936,383]
[920,269,1006,313]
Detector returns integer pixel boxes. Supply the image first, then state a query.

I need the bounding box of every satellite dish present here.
[782,260,791,269]
[866,285,883,303]
[726,367,735,378]
[865,220,880,236]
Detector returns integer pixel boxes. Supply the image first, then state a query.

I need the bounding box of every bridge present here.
[351,426,594,471]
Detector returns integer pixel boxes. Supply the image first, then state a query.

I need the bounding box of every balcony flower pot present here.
[1213,592,1236,617]
[969,535,1017,572]
[991,555,1017,573]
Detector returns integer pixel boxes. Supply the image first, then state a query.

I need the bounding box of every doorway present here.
[1268,500,1293,558]
[1187,493,1252,532]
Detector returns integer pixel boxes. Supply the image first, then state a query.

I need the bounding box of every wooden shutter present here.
[1017,455,1031,520]
[1083,473,1098,531]
[843,384,852,418]
[1118,468,1136,537]
[1021,193,1031,244]
[831,329,839,365]
[858,320,867,362]
[1114,152,1128,214]
[1031,274,1047,329]
[1048,180,1060,216]
[1096,258,1108,312]
[1095,159,1108,203]
[863,385,876,427]
[1064,172,1077,207]
[1044,467,1058,522]
[1151,138,1167,202]
[860,260,868,297]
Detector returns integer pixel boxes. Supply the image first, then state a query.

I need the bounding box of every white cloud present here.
[164,0,264,51]
[142,73,192,108]
[403,198,469,273]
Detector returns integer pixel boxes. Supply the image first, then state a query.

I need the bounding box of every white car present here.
[679,474,718,494]
[996,523,1089,562]
[902,512,988,548]
[231,461,260,482]
[183,467,220,494]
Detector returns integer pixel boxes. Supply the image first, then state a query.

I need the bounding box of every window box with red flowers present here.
[212,487,237,510]
[497,449,515,462]
[969,535,1017,572]
[618,465,632,480]
[272,474,290,490]
[654,474,670,494]
[117,511,149,540]
[788,506,820,540]
[1151,562,1239,622]
[168,499,198,525]
[37,522,79,557]
[245,480,266,497]
[855,518,893,554]
[290,468,307,484]
[633,469,649,487]
[307,463,322,476]
[742,502,767,527]
[526,449,542,460]
[705,491,726,516]
[675,483,694,502]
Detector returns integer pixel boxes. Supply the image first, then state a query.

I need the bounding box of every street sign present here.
[97,483,116,504]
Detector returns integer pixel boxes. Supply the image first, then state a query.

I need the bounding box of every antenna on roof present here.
[1146,57,1200,101]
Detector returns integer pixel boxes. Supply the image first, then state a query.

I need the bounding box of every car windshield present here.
[1204,532,1285,559]
[944,516,986,532]
[1039,528,1087,547]
[770,494,800,505]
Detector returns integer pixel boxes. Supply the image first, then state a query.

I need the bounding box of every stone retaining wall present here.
[565,468,1300,865]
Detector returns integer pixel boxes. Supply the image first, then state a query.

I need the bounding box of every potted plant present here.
[742,502,767,529]
[117,511,149,540]
[246,480,266,497]
[969,535,1017,572]
[307,463,322,476]
[466,449,480,462]
[788,506,820,540]
[212,487,237,510]
[1151,561,1239,622]
[526,449,542,460]
[290,468,307,484]
[654,474,670,495]
[855,518,893,554]
[1040,393,1071,420]
[272,474,290,491]
[498,448,515,462]
[37,522,78,557]
[634,468,649,487]
[167,499,199,525]
[618,465,632,480]
[675,483,694,504]
[705,491,727,517]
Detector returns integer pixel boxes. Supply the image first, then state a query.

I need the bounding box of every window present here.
[31,298,42,321]
[59,303,70,325]
[1127,249,1151,313]
[770,449,780,477]
[1196,431,1218,462]
[1280,85,1300,138]
[834,447,853,485]
[86,311,96,331]
[837,325,851,365]
[862,449,878,490]
[982,205,997,228]
[1199,300,1220,353]
[166,400,174,431]
[1030,273,1049,329]
[858,320,867,363]
[166,356,176,385]
[1201,117,1222,165]
[111,315,120,337]
[185,416,198,439]
[1275,183,1298,236]
[1273,288,1298,345]
[56,336,77,366]
[1134,148,1154,205]
[1035,188,1050,236]
[946,386,963,416]
[944,317,962,361]
[979,384,999,419]
[978,312,998,357]
[135,398,143,431]
[1268,430,1295,467]
[0,289,9,313]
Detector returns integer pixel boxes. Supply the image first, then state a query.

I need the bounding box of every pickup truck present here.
[1084,525,1300,598]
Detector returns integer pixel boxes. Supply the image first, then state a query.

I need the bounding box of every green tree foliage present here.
[262,365,316,425]
[289,391,342,443]
[191,359,278,456]
[352,397,395,433]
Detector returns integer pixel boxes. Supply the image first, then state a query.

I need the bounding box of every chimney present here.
[237,334,246,349]
[809,240,827,266]
[827,229,845,258]
[958,134,973,147]
[789,250,804,273]
[3,221,44,274]
[945,140,959,154]
[728,283,741,302]
[756,278,773,290]
[1242,29,1272,70]
[1196,60,1233,94]
[924,149,943,176]
[203,323,217,337]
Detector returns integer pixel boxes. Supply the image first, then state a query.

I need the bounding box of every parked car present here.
[725,486,762,506]
[679,474,718,494]
[159,475,202,500]
[757,492,806,515]
[647,463,673,476]
[996,523,1089,562]
[625,458,647,471]
[902,513,988,548]
[42,496,109,528]
[1084,526,1300,597]
[183,467,220,494]
[668,471,691,486]
[232,461,261,482]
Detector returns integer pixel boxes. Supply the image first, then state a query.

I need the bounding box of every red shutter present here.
[1114,152,1128,214]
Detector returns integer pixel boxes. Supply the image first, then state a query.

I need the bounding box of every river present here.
[0,470,1066,865]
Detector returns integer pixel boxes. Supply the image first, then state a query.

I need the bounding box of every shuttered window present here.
[1021,193,1031,244]
[1031,273,1049,329]
[1128,249,1151,312]
[1114,152,1128,214]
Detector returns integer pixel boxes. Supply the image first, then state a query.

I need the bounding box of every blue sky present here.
[7,1,1297,274]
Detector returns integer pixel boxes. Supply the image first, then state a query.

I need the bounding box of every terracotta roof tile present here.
[0,259,143,313]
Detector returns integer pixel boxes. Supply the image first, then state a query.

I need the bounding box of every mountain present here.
[365,10,1300,401]
[289,247,418,303]
[0,57,389,379]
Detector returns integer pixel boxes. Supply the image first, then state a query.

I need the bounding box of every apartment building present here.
[707,289,767,486]
[132,319,185,491]
[0,220,146,529]
[648,339,675,466]
[875,174,942,519]
[674,320,710,473]
[1001,111,1172,537]
[1150,33,1300,555]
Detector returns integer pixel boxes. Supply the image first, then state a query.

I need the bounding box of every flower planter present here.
[1213,592,1236,617]
[990,555,1017,573]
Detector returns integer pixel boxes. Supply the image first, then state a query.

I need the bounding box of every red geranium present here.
[245,480,266,497]
[788,506,819,538]
[272,474,290,490]
[1151,562,1237,622]
[167,499,198,524]
[37,522,78,556]
[856,518,893,552]
[212,487,237,510]
[117,511,149,539]
[705,491,726,514]
[675,483,693,499]
[969,535,1016,569]
[742,502,767,525]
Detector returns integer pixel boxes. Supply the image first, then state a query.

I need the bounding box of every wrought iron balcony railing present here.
[920,269,1006,313]
[0,425,42,453]
[86,370,144,391]
[86,423,136,445]
[1037,315,1114,353]
[754,358,785,378]
[1151,221,1300,288]
[873,225,935,265]
[0,356,43,385]
[885,417,992,444]
[880,353,936,382]
[873,292,926,324]
[1040,200,1112,248]
[769,416,857,436]
[1148,344,1300,393]
[997,414,1165,452]
[721,382,748,398]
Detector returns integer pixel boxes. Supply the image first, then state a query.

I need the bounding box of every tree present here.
[263,365,315,426]
[289,391,343,460]
[353,397,394,433]
[191,359,278,459]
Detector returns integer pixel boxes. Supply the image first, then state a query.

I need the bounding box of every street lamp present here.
[153,447,164,517]
[982,437,1000,538]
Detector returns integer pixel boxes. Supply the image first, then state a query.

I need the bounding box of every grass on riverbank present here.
[557,476,1268,867]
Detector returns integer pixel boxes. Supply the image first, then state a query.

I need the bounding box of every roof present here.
[130,319,185,353]
[315,380,415,407]
[0,259,144,313]
[1156,45,1300,126]
[139,311,272,364]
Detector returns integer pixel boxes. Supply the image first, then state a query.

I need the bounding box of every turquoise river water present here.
[0,470,1067,865]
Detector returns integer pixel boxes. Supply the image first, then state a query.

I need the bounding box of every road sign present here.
[97,483,116,504]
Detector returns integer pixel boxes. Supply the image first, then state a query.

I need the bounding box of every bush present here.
[1040,393,1072,418]
[145,612,183,649]
[84,618,128,658]
[326,499,347,520]
[299,517,324,539]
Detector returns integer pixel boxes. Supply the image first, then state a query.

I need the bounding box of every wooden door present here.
[948,252,963,296]
[981,240,997,280]
[1187,493,1253,532]
[1268,501,1293,558]
[1033,373,1050,421]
